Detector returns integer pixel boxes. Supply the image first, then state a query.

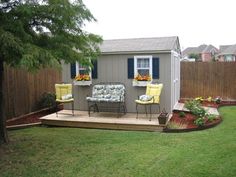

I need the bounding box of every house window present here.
[76,62,90,75]
[225,55,233,61]
[134,56,153,77]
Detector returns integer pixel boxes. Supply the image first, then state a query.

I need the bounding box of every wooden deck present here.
[40,110,172,132]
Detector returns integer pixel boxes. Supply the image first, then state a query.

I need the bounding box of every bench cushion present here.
[86,84,125,102]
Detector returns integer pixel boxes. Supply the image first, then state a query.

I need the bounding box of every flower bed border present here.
[163,100,236,133]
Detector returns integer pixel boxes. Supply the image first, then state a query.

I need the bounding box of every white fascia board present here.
[101,50,172,55]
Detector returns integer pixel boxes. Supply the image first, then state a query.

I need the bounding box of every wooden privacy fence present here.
[4,65,61,120]
[181,62,236,99]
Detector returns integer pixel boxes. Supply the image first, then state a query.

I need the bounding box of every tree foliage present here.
[0,0,102,70]
[0,0,102,144]
[188,53,200,60]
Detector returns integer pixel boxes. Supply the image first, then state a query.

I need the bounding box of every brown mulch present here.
[169,111,221,129]
[6,106,62,126]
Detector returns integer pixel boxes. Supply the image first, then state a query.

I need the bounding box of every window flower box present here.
[132,74,152,87]
[132,80,152,87]
[73,74,92,86]
[73,80,92,86]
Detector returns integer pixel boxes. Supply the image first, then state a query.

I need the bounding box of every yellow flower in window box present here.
[134,73,152,81]
[75,74,91,81]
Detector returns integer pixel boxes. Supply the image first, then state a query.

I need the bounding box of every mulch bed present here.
[6,106,63,127]
[164,100,236,133]
[164,112,222,133]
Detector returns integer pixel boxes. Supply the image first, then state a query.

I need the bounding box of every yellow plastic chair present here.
[135,83,163,121]
[55,84,74,117]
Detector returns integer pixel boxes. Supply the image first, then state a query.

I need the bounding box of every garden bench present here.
[86,82,127,117]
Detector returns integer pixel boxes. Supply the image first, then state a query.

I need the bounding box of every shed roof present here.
[100,36,179,54]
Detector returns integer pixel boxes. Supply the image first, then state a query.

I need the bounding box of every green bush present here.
[178,111,186,118]
[191,107,206,117]
[194,117,205,126]
[207,114,217,122]
[39,92,57,109]
[184,99,208,126]
[184,99,201,111]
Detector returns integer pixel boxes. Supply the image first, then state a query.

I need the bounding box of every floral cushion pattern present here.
[86,84,125,102]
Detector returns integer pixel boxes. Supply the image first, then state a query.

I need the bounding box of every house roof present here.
[100,36,180,54]
[219,45,232,52]
[182,44,218,57]
[198,44,208,52]
[202,45,219,53]
[182,47,199,56]
[219,44,236,55]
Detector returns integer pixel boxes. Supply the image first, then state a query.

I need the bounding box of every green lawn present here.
[1,106,236,177]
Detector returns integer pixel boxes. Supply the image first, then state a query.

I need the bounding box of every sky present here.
[83,0,236,50]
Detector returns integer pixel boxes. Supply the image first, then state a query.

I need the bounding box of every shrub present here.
[184,99,200,111]
[39,92,57,109]
[207,114,217,122]
[184,99,208,126]
[179,111,186,118]
[194,117,205,126]
[191,107,206,117]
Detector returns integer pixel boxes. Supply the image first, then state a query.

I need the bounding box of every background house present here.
[62,36,181,113]
[218,44,236,61]
[182,44,219,62]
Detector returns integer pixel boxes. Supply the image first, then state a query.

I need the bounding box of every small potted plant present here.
[158,109,169,125]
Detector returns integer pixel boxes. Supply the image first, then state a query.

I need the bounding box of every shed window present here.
[77,63,90,75]
[134,56,152,77]
[76,62,90,75]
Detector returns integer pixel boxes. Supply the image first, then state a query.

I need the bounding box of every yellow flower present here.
[195,96,203,102]
[134,73,151,81]
[207,96,212,102]
[74,74,90,81]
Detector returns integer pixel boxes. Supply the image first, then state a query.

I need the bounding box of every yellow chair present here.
[55,84,74,117]
[135,83,163,121]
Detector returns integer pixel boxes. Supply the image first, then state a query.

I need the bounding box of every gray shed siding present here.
[62,53,173,113]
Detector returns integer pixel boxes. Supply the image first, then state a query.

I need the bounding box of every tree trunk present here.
[0,60,9,144]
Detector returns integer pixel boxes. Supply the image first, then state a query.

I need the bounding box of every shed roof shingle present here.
[100,36,179,53]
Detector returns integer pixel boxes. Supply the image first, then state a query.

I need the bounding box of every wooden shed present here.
[62,36,181,113]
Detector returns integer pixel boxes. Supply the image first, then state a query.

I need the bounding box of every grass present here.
[0,106,236,177]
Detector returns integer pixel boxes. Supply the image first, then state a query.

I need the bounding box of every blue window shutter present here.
[92,60,98,79]
[127,58,134,79]
[70,63,76,79]
[152,57,160,79]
